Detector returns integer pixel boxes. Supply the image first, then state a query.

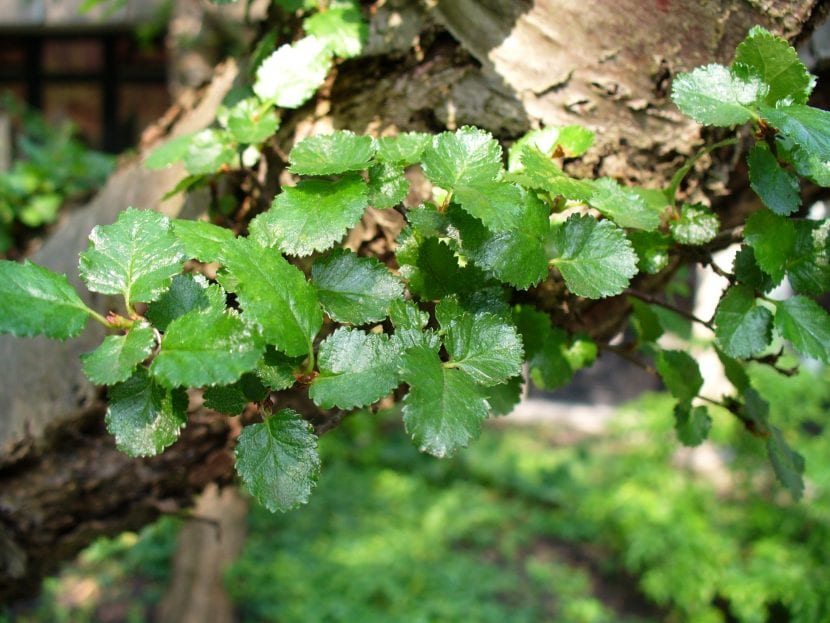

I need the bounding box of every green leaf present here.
[588,178,661,231]
[734,25,813,105]
[81,322,156,385]
[151,308,263,388]
[144,133,194,170]
[715,347,751,393]
[367,163,409,209]
[226,97,280,144]
[253,36,333,108]
[443,310,524,386]
[256,346,301,391]
[250,175,369,256]
[375,132,431,165]
[453,181,527,232]
[516,147,594,201]
[309,328,401,409]
[311,248,403,325]
[399,236,479,301]
[671,64,764,126]
[303,4,367,58]
[106,368,188,457]
[714,285,773,358]
[774,295,830,363]
[767,426,805,501]
[786,219,830,295]
[628,231,670,274]
[220,237,322,357]
[235,409,321,512]
[452,190,549,289]
[744,209,796,283]
[203,373,268,416]
[656,350,703,405]
[146,273,225,331]
[732,244,778,293]
[779,137,830,187]
[421,126,502,191]
[389,299,439,351]
[79,208,186,307]
[759,104,830,162]
[548,214,638,298]
[183,129,237,175]
[288,131,375,175]
[172,219,236,263]
[513,306,573,390]
[630,298,664,343]
[670,203,720,245]
[486,377,523,416]
[747,142,800,215]
[400,345,490,458]
[673,403,712,447]
[0,260,91,339]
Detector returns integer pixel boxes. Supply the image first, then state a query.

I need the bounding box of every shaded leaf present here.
[656,350,703,405]
[146,273,225,331]
[673,403,712,447]
[767,426,805,501]
[747,142,800,216]
[714,285,773,358]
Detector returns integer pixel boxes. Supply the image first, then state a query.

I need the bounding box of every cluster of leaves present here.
[0,26,828,510]
[0,96,115,254]
[144,0,368,203]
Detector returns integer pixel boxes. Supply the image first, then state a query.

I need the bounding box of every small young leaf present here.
[400,345,490,458]
[183,129,237,175]
[253,36,333,108]
[367,163,409,209]
[249,175,369,256]
[172,219,236,263]
[146,273,225,331]
[81,322,156,385]
[747,142,800,216]
[734,25,813,105]
[203,373,268,416]
[226,97,280,144]
[79,208,186,307]
[548,214,638,298]
[235,409,321,512]
[516,147,595,201]
[442,310,524,387]
[714,285,773,358]
[760,104,830,162]
[744,209,796,283]
[375,132,431,165]
[673,403,712,447]
[774,295,830,363]
[630,298,664,343]
[670,203,720,246]
[151,308,263,388]
[767,426,805,501]
[144,133,194,170]
[309,328,401,409]
[421,126,502,190]
[311,248,404,325]
[288,131,375,175]
[220,237,322,357]
[588,178,661,231]
[671,64,764,126]
[106,368,188,457]
[628,231,671,274]
[656,350,703,405]
[0,260,91,339]
[399,236,477,300]
[303,3,367,58]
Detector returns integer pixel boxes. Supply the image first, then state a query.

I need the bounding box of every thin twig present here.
[625,288,714,331]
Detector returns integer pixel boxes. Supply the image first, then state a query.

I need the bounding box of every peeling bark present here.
[0,0,826,602]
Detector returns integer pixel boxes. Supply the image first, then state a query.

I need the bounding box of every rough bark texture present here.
[0,0,825,602]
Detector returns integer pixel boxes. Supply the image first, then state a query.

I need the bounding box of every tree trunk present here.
[0,0,825,602]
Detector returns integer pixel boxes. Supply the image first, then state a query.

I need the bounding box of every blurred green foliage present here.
[0,95,114,254]
[8,363,829,622]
